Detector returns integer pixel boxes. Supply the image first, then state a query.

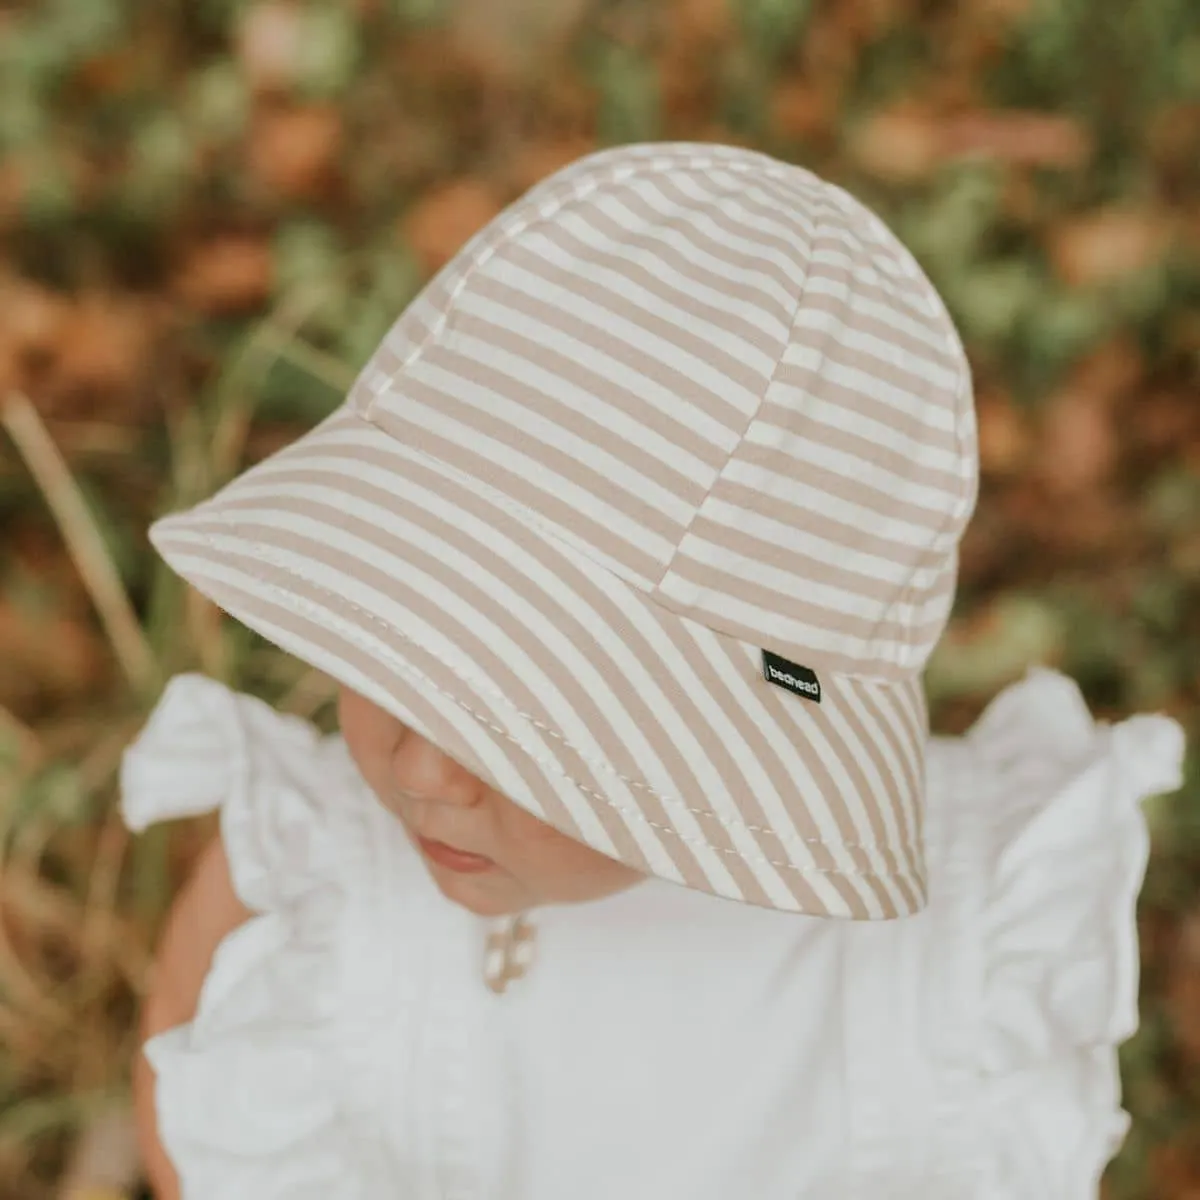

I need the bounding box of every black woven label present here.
[761,651,822,704]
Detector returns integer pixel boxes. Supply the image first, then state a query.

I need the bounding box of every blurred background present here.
[0,0,1197,1195]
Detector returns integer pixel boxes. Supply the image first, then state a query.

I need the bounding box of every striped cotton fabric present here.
[151,142,978,918]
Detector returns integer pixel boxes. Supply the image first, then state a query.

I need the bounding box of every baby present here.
[122,142,1185,1199]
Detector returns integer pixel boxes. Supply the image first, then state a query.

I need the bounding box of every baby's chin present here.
[425,861,534,918]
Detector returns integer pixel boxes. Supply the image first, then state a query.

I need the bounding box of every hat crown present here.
[352,143,977,679]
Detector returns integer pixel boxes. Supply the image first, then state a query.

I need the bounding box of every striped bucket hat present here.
[152,142,977,919]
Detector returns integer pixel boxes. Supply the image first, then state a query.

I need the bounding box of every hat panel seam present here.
[647,196,937,676]
[364,152,804,425]
[822,182,979,542]
[643,174,817,598]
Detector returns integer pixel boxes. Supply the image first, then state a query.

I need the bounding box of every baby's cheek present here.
[527,824,642,900]
[493,795,644,902]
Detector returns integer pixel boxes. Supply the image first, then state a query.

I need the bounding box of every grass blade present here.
[1,393,159,697]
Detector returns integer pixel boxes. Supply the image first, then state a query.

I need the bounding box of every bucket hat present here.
[151,142,977,918]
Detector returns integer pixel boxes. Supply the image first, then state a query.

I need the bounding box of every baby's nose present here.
[391,731,482,807]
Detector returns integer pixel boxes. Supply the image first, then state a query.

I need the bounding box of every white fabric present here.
[122,668,1185,1200]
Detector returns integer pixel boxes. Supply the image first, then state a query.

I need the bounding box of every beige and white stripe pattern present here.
[151,143,978,918]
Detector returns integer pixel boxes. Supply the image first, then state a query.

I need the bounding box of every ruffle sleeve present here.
[925,667,1186,1199]
[121,673,380,1199]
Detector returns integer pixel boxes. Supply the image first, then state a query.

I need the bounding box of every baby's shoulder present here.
[121,673,423,914]
[918,666,1183,971]
[927,666,1183,795]
[842,669,1185,1199]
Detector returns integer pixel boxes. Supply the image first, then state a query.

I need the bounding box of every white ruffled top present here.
[121,668,1185,1200]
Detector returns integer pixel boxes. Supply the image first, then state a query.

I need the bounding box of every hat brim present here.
[152,404,928,918]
